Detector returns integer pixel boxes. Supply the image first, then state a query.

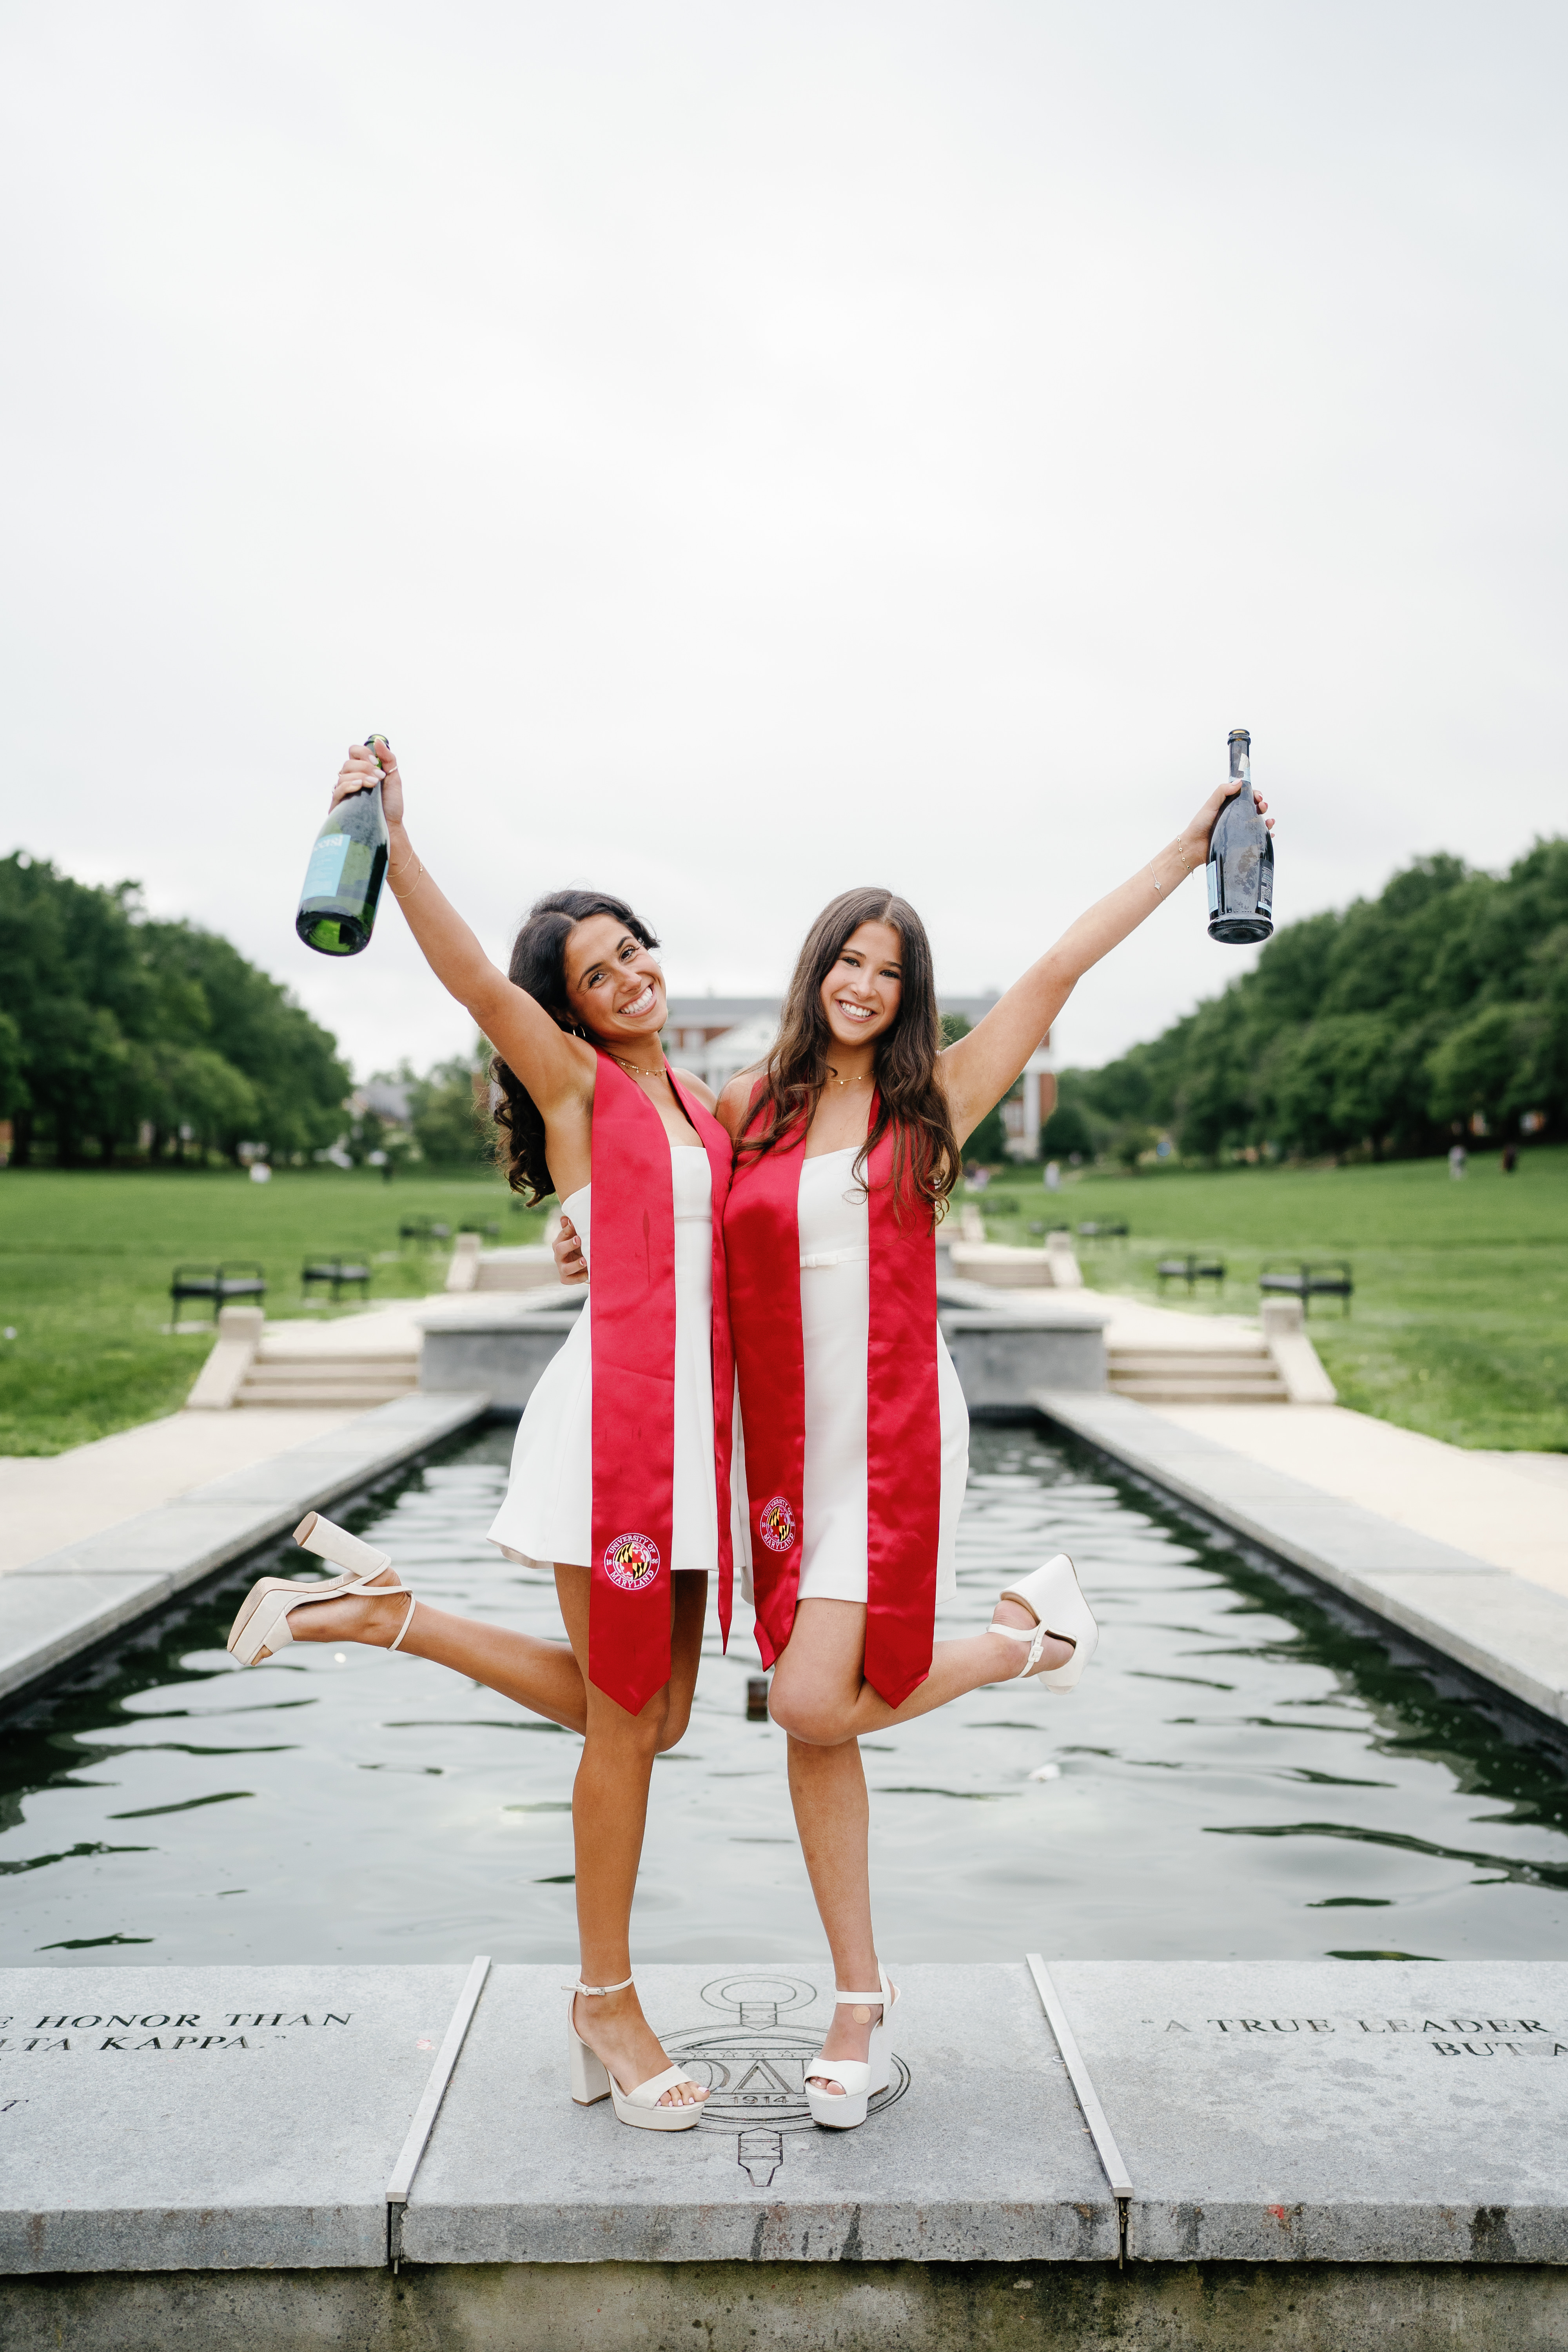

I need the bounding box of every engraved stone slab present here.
[0,1965,470,2270]
[402,1961,1116,2263]
[1052,1961,1568,2263]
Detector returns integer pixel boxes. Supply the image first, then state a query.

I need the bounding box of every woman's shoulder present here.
[668,1063,717,1111]
[716,1063,770,1136]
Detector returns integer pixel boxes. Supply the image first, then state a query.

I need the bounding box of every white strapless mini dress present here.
[787,1145,966,1606]
[488,1143,720,1575]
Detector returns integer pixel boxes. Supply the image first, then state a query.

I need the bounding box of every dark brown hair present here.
[490,889,660,1204]
[740,886,959,1220]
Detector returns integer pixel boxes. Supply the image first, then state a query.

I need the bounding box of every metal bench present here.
[1156,1254,1226,1293]
[398,1220,451,1245]
[170,1263,266,1323]
[1077,1220,1130,1239]
[301,1255,372,1305]
[457,1221,500,1240]
[1259,1258,1354,1316]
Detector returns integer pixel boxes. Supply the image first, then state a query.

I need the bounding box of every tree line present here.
[1050,838,1568,1165]
[0,852,352,1167]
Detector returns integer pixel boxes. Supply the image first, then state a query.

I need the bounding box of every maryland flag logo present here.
[759,1495,797,1554]
[603,1532,661,1590]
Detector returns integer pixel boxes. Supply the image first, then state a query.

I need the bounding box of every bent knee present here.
[768,1689,846,1746]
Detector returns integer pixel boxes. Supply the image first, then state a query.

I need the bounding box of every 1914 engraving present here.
[660,1974,909,2185]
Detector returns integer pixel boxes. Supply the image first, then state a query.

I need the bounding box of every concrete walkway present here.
[0,1408,360,1575]
[1148,1403,1568,1602]
[0,1294,502,1575]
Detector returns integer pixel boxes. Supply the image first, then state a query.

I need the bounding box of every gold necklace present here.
[606,1049,663,1083]
[827,1066,867,1091]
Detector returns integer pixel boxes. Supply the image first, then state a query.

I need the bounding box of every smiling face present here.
[561,913,666,1044]
[818,919,904,1053]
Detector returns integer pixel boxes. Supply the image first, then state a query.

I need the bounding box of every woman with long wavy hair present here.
[225,737,732,2134]
[712,773,1272,2127]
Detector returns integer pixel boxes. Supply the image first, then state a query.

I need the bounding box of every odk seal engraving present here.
[660,1973,909,2185]
[603,1532,661,1590]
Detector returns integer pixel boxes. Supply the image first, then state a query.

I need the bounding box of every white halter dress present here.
[488,1142,720,1575]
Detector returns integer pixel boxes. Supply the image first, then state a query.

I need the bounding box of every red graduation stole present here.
[724,1098,942,1708]
[588,1053,734,1714]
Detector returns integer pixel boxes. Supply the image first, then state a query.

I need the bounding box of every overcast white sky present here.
[4,1,1564,1081]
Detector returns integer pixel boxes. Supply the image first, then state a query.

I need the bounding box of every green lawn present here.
[4,1152,1564,1459]
[974,1146,1568,1454]
[0,1167,546,1455]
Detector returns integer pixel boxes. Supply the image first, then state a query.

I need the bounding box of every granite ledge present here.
[0,1393,490,1705]
[1031,1388,1568,1728]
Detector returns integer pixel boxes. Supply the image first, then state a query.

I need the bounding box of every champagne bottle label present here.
[296,759,389,958]
[302,835,353,899]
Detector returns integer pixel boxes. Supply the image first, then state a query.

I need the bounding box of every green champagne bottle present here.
[295,737,391,957]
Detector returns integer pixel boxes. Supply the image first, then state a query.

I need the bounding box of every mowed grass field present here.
[0,1167,546,1455]
[975,1145,1568,1454]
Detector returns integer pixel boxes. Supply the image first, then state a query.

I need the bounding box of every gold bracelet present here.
[388,854,424,902]
[1151,841,1194,897]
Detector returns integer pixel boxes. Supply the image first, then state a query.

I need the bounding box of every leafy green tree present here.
[964,1102,1009,1165]
[1426,1005,1530,1131]
[1040,1102,1094,1160]
[0,1008,24,1122]
[409,1052,495,1167]
[0,852,348,1165]
[140,924,348,1160]
[1053,837,1568,1161]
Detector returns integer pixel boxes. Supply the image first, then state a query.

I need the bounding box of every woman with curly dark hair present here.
[712,774,1272,2129]
[227,737,733,2135]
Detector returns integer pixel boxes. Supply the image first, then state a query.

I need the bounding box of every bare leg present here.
[787,1735,884,2098]
[554,1565,709,2107]
[768,1594,1073,1749]
[286,1562,708,2105]
[773,1587,1072,2097]
[272,1571,588,1731]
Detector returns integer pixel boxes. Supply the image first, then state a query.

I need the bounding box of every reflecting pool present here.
[3,1425,1566,1966]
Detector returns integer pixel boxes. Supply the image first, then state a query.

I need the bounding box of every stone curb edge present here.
[0,1392,493,1707]
[1029,1388,1568,1732]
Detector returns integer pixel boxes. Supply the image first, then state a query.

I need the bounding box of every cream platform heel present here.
[991,1552,1098,1691]
[225,1511,416,1666]
[804,1968,899,2130]
[566,1978,707,2132]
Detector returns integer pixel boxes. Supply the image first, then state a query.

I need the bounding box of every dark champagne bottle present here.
[295,738,391,957]
[1206,727,1274,945]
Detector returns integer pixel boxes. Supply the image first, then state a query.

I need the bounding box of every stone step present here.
[1109,1374,1288,1402]
[235,1377,419,1408]
[3,1957,1564,2285]
[251,1352,420,1372]
[1108,1350,1272,1374]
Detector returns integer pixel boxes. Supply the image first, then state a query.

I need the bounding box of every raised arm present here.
[330,739,590,1112]
[939,775,1273,1147]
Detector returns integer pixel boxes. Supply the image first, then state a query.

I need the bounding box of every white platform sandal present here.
[991,1551,1098,1691]
[804,1967,899,2130]
[566,1978,707,2131]
[226,1510,416,1666]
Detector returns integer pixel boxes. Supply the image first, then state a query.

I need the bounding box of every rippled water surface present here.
[3,1425,1566,1967]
